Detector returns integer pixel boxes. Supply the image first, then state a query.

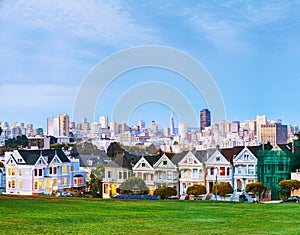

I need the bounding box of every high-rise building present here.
[230,121,240,133]
[170,111,175,135]
[261,123,288,146]
[178,122,187,140]
[81,117,89,132]
[109,120,118,134]
[138,120,145,130]
[256,115,267,142]
[58,114,69,136]
[200,109,211,131]
[46,117,59,136]
[150,121,158,134]
[99,116,108,129]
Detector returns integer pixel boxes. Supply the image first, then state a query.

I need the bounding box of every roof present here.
[170,151,188,166]
[76,154,110,168]
[277,143,293,154]
[194,148,216,163]
[113,151,140,169]
[248,143,273,157]
[221,146,244,164]
[144,155,161,166]
[17,149,70,165]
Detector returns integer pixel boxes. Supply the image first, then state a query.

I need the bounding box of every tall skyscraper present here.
[58,114,69,136]
[170,111,175,135]
[200,109,211,131]
[138,120,145,130]
[99,116,108,129]
[46,117,59,136]
[178,122,187,140]
[256,115,267,142]
[150,121,158,134]
[261,123,287,146]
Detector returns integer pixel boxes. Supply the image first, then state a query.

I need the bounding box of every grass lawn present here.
[0,195,299,235]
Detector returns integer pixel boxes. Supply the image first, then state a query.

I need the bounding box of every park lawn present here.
[0,196,299,235]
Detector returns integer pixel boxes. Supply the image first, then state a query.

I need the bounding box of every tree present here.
[119,176,148,195]
[279,179,300,198]
[212,182,233,200]
[107,142,123,160]
[186,184,206,199]
[0,127,2,136]
[153,186,177,199]
[88,164,105,197]
[245,182,265,200]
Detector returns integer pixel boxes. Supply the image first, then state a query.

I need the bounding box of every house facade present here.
[153,154,178,191]
[205,149,232,193]
[233,147,257,191]
[5,149,85,195]
[177,151,205,195]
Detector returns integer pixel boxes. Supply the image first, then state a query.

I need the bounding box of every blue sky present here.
[1,0,300,129]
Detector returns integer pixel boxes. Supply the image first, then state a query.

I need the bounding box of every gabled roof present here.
[170,151,188,166]
[76,154,110,168]
[144,155,161,166]
[248,143,273,157]
[194,148,216,163]
[113,151,140,169]
[277,143,293,154]
[221,146,244,164]
[17,149,70,165]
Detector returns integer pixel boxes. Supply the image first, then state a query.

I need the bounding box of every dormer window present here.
[216,157,220,161]
[163,161,167,165]
[141,163,146,167]
[188,158,193,163]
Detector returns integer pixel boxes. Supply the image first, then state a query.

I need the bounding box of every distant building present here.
[58,114,69,136]
[178,122,187,140]
[200,109,211,131]
[256,115,267,142]
[99,116,108,129]
[261,123,288,146]
[28,136,50,149]
[150,121,158,134]
[170,112,175,136]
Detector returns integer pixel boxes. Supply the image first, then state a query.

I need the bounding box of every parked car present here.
[281,196,300,203]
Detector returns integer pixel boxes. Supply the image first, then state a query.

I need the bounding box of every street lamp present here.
[215,167,219,201]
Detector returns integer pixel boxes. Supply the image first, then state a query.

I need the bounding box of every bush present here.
[187,184,206,196]
[153,186,177,199]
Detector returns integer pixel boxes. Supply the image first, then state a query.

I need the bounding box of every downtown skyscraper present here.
[170,111,175,136]
[200,109,211,131]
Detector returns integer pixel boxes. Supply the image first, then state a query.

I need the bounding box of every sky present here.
[1,0,300,130]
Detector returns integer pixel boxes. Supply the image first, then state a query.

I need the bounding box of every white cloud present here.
[0,0,159,47]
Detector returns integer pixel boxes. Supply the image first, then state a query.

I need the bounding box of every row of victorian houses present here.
[2,141,300,200]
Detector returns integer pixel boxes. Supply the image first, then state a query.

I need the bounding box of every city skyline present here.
[1,1,300,128]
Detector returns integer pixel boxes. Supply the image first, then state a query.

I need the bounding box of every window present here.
[53,179,57,186]
[188,158,193,163]
[53,158,57,163]
[39,169,43,176]
[163,160,167,165]
[220,167,225,176]
[141,163,146,167]
[167,171,172,180]
[34,181,38,190]
[38,181,43,189]
[192,169,198,178]
[159,172,162,179]
[62,178,67,185]
[62,166,66,174]
[12,168,15,176]
[8,181,11,188]
[74,179,78,185]
[107,171,111,178]
[123,172,127,180]
[143,173,147,181]
[34,169,37,177]
[49,167,52,174]
[210,168,214,175]
[78,178,83,184]
[173,172,177,180]
[138,172,142,179]
[8,168,11,175]
[19,169,22,176]
[53,167,57,174]
[119,172,122,179]
[19,181,22,189]
[151,174,154,181]
[278,162,284,171]
[216,157,220,161]
[70,166,74,172]
[183,169,188,177]
[226,167,230,176]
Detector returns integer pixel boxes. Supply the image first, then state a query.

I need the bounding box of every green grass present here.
[0,196,299,235]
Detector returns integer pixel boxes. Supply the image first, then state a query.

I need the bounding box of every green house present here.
[257,142,300,200]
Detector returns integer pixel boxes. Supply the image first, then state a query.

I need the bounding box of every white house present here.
[153,153,178,192]
[5,149,85,195]
[205,149,233,193]
[233,147,257,191]
[177,151,205,195]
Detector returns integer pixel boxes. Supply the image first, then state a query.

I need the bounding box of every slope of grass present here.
[0,195,299,234]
